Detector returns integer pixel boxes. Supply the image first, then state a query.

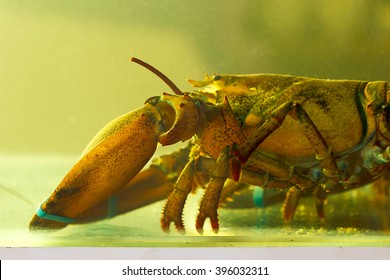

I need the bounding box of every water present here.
[1,1,390,248]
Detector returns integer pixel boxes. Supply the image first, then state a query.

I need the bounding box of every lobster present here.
[29,57,390,234]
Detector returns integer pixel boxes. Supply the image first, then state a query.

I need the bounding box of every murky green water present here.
[1,1,390,248]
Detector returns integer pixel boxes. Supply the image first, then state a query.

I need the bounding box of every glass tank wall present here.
[1,0,390,247]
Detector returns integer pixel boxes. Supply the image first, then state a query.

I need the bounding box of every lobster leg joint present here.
[196,147,230,234]
[161,159,196,233]
[290,103,341,190]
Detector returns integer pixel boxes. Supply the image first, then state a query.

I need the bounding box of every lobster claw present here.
[29,103,165,230]
[29,90,202,230]
[29,57,203,231]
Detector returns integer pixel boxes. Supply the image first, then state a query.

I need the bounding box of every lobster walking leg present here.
[290,104,340,190]
[232,101,294,180]
[230,101,345,223]
[234,102,341,189]
[196,147,230,233]
[283,186,302,221]
[245,151,312,186]
[220,180,249,205]
[314,186,328,219]
[161,159,196,233]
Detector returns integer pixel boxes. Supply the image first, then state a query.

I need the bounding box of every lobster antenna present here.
[131,57,183,95]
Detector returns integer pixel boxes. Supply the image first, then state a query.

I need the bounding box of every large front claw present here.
[66,146,192,224]
[29,103,165,230]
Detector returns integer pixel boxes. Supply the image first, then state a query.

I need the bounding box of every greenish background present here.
[1,0,390,248]
[1,0,390,155]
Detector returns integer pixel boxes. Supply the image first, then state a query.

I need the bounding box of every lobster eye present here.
[213,75,221,81]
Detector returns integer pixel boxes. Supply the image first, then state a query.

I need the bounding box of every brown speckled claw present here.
[196,147,229,234]
[161,186,187,233]
[160,160,195,234]
[161,202,185,233]
[196,181,223,234]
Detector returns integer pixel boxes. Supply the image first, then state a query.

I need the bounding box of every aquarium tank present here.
[1,0,390,247]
